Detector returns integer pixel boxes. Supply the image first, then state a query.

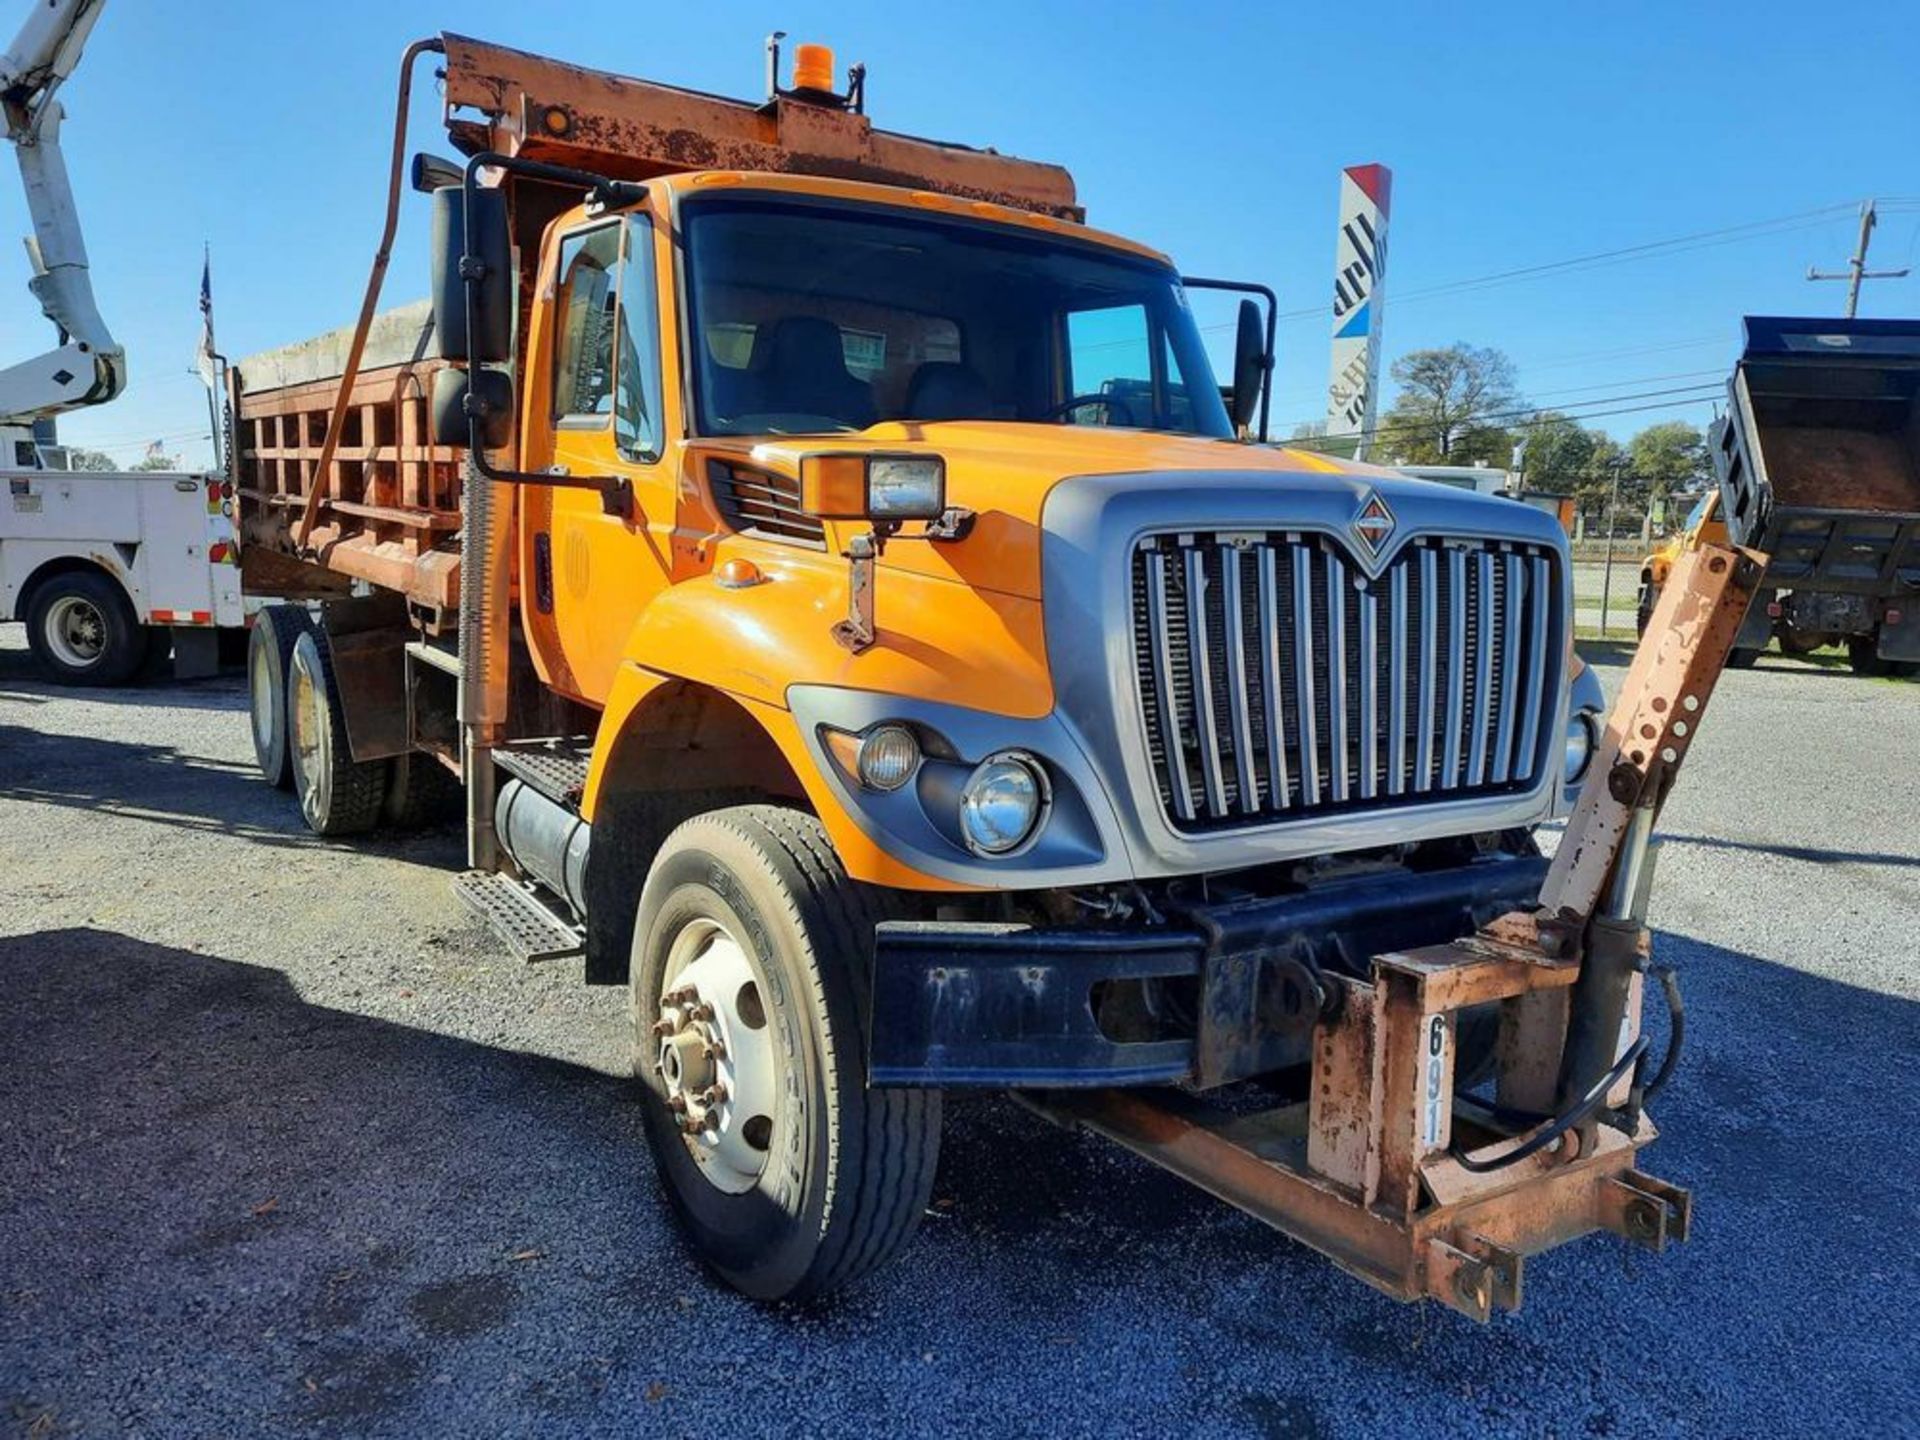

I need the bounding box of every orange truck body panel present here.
[233,34,1381,889]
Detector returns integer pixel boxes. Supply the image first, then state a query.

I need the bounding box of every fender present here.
[583,660,978,894]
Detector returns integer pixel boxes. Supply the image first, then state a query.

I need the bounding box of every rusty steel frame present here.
[1034,543,1760,1321]
[437,33,1083,220]
[234,359,464,622]
[1538,541,1769,939]
[293,37,446,555]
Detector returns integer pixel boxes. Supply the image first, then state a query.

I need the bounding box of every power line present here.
[1522,334,1726,372]
[1264,365,1726,430]
[1200,200,1872,338]
[1282,381,1723,452]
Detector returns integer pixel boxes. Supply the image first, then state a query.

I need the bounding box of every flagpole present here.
[197,242,222,473]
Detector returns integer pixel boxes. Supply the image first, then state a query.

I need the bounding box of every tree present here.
[1515,411,1598,496]
[130,454,178,472]
[1626,421,1710,503]
[1379,344,1522,463]
[64,448,119,471]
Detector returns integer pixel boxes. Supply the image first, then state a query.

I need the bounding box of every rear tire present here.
[1848,636,1915,678]
[287,628,390,835]
[630,805,940,1302]
[248,605,312,789]
[24,570,147,686]
[383,750,463,828]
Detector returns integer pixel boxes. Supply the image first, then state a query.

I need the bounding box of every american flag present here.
[195,247,217,388]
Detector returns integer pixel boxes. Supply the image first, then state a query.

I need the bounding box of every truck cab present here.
[498,171,1601,895]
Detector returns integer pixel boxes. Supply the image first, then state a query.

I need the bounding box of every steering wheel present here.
[1040,394,1127,423]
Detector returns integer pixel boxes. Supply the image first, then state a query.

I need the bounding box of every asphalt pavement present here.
[2,624,1915,1438]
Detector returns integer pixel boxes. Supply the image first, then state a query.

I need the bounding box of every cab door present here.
[522,211,673,704]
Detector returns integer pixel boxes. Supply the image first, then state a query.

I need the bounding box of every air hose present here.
[1642,964,1685,1101]
[1450,1036,1649,1174]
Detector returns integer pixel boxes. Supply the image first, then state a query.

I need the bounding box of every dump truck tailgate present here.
[1712,315,1920,596]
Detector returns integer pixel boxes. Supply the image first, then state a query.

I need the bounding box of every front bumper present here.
[867,853,1546,1087]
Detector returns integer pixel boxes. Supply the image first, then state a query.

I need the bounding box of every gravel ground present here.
[2,622,1915,1439]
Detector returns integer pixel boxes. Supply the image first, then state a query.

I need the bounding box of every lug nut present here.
[701,1084,727,1107]
[667,1094,688,1114]
[651,1017,677,1037]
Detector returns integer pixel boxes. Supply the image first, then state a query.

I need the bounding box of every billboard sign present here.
[1325,164,1392,458]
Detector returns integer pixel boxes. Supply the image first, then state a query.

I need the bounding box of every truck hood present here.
[725,421,1521,600]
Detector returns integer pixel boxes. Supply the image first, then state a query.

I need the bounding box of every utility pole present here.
[1599,455,1629,639]
[1807,200,1910,318]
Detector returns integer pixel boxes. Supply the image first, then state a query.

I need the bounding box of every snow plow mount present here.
[1030,541,1761,1320]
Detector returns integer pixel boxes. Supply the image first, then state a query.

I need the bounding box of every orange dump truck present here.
[229,33,1745,1318]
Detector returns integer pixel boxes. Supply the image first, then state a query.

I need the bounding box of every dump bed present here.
[1711,315,1920,595]
[231,301,466,622]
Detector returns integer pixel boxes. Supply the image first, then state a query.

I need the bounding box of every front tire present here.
[630,805,940,1302]
[24,571,147,686]
[287,628,390,835]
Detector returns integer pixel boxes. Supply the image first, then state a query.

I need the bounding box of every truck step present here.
[453,869,585,964]
[492,736,593,808]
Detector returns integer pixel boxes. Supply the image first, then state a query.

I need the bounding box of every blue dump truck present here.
[1711,315,1920,676]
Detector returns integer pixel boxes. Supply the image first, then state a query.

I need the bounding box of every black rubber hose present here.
[1642,965,1685,1101]
[1450,1036,1650,1174]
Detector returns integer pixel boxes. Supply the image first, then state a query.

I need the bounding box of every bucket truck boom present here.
[2,0,244,685]
[1,0,123,443]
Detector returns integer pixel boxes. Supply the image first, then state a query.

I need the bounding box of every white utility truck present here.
[1,0,243,683]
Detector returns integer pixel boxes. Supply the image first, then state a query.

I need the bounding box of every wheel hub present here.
[45,596,107,667]
[656,920,777,1194]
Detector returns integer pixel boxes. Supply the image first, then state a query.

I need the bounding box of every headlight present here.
[798,452,947,521]
[958,751,1050,856]
[1564,713,1597,786]
[822,722,922,792]
[867,457,946,520]
[855,724,920,792]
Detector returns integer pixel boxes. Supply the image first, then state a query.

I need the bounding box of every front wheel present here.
[24,570,147,686]
[630,805,940,1302]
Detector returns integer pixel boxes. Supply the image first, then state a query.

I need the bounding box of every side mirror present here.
[1230,298,1266,434]
[430,185,512,365]
[410,152,464,195]
[432,366,515,450]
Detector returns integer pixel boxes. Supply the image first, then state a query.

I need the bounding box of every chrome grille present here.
[1131,531,1561,833]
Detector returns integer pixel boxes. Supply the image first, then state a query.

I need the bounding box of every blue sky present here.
[7,0,1918,467]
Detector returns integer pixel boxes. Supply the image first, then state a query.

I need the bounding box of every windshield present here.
[683,196,1232,439]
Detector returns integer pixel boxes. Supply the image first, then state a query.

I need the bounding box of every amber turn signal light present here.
[798,453,946,522]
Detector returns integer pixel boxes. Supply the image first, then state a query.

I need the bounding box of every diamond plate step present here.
[453,869,584,964]
[492,737,593,808]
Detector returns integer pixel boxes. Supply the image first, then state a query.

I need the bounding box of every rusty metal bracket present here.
[1538,542,1766,943]
[1599,1169,1693,1250]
